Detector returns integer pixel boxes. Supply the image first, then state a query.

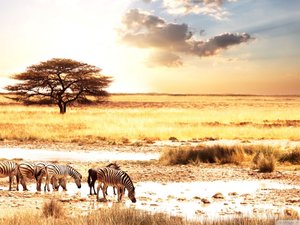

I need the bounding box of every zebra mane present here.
[67,165,82,179]
[106,163,120,170]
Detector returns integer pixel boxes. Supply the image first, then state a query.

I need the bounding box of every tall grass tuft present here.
[0,207,297,225]
[159,145,245,165]
[42,198,65,218]
[252,152,276,173]
[86,207,186,225]
[279,148,300,164]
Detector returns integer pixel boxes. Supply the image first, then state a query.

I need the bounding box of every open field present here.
[1,94,300,224]
[1,94,300,142]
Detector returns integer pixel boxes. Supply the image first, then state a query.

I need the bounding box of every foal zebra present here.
[17,162,48,191]
[44,164,82,192]
[0,161,18,191]
[95,167,136,203]
[88,163,120,195]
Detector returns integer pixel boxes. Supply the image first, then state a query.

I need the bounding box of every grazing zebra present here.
[87,163,121,195]
[17,162,48,191]
[0,161,18,191]
[96,167,136,203]
[44,164,82,192]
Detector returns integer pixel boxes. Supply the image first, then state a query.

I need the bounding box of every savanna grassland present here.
[2,94,300,225]
[1,93,300,143]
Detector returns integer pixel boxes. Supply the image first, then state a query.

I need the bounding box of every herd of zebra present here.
[0,160,136,203]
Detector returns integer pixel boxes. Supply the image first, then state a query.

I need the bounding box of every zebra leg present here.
[102,183,108,202]
[36,174,43,192]
[59,178,67,191]
[92,181,96,195]
[16,172,20,191]
[44,174,51,192]
[105,185,109,195]
[96,183,102,201]
[117,187,121,202]
[118,187,124,202]
[9,175,13,191]
[20,176,28,191]
[51,177,59,191]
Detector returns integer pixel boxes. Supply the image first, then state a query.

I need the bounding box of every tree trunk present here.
[58,101,67,114]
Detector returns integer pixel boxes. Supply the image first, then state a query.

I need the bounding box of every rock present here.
[287,198,300,203]
[228,192,238,196]
[169,137,178,142]
[195,210,205,215]
[97,198,107,202]
[201,198,211,204]
[212,192,224,199]
[60,198,72,202]
[284,208,299,217]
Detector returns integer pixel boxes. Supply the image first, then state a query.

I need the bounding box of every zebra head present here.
[75,174,82,189]
[128,186,136,203]
[67,165,82,189]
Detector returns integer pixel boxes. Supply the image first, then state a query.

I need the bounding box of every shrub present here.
[256,154,276,173]
[159,145,245,165]
[279,148,300,164]
[42,199,65,218]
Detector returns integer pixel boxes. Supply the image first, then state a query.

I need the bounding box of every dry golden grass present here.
[159,145,245,165]
[279,148,300,164]
[1,94,300,142]
[0,204,296,225]
[42,199,65,218]
[159,144,293,171]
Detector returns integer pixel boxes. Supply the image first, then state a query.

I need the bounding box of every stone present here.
[212,192,224,199]
[201,198,211,204]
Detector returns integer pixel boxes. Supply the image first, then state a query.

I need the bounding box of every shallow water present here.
[10,179,300,220]
[0,148,159,162]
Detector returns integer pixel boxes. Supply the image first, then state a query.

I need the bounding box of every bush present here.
[159,145,245,165]
[279,148,300,164]
[42,199,65,218]
[254,153,276,173]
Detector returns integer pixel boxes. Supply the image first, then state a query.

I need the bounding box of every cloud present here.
[191,32,252,56]
[144,0,238,19]
[120,9,253,67]
[147,51,183,67]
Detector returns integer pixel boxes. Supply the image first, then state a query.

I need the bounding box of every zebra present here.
[88,163,121,195]
[0,161,18,191]
[44,164,82,192]
[95,167,136,203]
[17,162,48,191]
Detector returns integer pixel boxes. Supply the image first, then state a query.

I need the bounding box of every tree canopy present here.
[6,58,112,113]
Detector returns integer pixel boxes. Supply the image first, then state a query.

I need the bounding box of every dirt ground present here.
[1,140,300,220]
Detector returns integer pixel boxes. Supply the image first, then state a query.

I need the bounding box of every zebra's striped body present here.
[96,167,136,203]
[88,163,121,195]
[17,162,48,191]
[0,161,18,191]
[44,164,82,192]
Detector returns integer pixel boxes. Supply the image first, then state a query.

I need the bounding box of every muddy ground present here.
[1,140,300,220]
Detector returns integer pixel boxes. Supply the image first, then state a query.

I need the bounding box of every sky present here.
[0,0,300,95]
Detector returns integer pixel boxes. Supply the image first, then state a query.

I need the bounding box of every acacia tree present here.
[6,58,112,114]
